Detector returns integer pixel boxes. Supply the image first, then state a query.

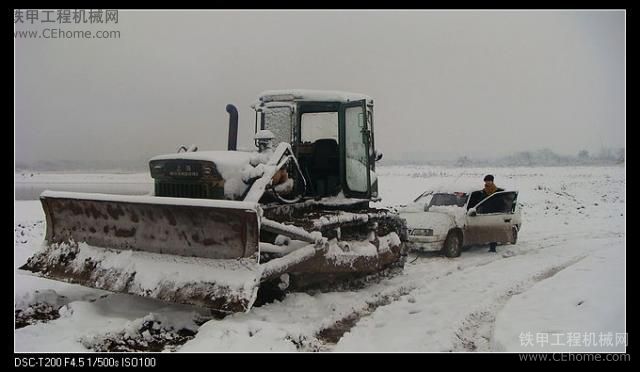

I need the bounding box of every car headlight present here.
[410,228,433,236]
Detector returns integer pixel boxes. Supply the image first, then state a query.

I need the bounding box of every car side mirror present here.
[467,208,477,217]
[375,150,383,162]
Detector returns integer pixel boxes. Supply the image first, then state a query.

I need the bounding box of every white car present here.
[399,188,522,257]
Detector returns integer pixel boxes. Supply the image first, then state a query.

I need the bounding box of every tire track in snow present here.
[314,285,414,348]
[254,230,605,351]
[303,245,538,349]
[451,255,587,351]
[235,232,573,350]
[314,245,536,348]
[330,235,617,352]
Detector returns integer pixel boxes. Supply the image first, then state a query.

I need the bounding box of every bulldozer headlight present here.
[150,162,165,177]
[410,228,433,236]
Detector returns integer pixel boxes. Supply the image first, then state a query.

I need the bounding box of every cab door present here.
[464,191,519,245]
[339,100,371,199]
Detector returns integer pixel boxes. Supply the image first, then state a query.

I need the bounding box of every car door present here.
[464,191,519,246]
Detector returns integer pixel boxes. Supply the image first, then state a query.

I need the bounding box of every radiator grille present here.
[155,182,211,199]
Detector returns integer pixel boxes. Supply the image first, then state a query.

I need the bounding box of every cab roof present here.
[256,89,373,105]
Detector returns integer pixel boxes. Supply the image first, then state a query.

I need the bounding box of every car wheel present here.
[442,231,461,258]
[511,226,519,244]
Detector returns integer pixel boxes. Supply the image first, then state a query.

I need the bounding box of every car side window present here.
[475,192,517,214]
[467,191,484,209]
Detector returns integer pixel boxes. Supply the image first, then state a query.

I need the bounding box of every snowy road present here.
[14,166,625,352]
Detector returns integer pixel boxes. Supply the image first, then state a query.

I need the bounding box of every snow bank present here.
[15,293,209,352]
[15,289,69,311]
[80,311,205,352]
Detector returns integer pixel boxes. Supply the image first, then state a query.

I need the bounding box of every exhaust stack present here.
[226,104,238,151]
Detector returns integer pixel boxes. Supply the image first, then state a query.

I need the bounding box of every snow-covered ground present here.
[14,165,625,352]
[15,172,152,200]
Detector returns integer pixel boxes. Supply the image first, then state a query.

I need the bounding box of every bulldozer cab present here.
[254,90,378,200]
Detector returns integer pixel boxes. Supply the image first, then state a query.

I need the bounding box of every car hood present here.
[400,210,457,235]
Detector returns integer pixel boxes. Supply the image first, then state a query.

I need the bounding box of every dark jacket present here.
[482,187,504,198]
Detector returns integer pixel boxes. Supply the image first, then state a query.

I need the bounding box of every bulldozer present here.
[20,90,408,314]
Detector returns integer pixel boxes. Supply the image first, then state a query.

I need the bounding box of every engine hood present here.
[399,210,457,235]
[150,151,258,200]
[150,150,255,166]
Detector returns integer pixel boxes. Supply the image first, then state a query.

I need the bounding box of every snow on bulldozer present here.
[21,90,408,314]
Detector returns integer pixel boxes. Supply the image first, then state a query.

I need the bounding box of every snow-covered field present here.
[14,165,625,352]
[15,172,152,200]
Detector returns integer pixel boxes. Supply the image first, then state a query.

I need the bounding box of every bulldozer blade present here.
[19,191,263,312]
[37,191,261,259]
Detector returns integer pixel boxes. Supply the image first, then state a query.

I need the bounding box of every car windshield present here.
[428,193,468,208]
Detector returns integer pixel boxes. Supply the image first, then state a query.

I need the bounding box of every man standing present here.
[482,175,504,252]
[482,174,502,198]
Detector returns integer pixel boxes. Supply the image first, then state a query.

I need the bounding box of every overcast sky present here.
[15,10,625,168]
